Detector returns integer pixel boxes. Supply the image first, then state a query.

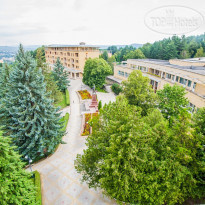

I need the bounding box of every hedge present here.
[33,171,42,205]
[65,89,70,106]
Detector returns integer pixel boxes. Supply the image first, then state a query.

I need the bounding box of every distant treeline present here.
[106,34,205,62]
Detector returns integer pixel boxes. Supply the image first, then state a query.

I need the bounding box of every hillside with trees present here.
[140,34,205,60]
[105,34,205,62]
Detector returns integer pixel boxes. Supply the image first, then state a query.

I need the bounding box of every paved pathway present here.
[31,79,116,205]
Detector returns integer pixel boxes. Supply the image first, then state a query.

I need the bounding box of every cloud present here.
[0,0,204,45]
[73,0,84,10]
[72,26,90,31]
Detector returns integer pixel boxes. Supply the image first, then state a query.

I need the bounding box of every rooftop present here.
[47,44,100,48]
[128,59,205,76]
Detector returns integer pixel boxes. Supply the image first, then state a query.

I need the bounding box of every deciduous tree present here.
[83,58,112,89]
[75,97,197,205]
[122,70,157,115]
[157,84,189,125]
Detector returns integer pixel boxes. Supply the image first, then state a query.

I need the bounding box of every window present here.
[172,75,175,81]
[125,72,129,77]
[176,76,179,82]
[189,103,196,113]
[188,80,192,87]
[192,82,196,91]
[166,73,171,79]
[118,71,125,76]
[179,77,184,84]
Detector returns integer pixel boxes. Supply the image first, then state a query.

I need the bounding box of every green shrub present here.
[96,87,107,93]
[98,100,102,110]
[65,89,70,105]
[111,83,122,95]
[33,171,42,205]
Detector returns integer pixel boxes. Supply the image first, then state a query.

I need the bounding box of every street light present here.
[25,155,34,177]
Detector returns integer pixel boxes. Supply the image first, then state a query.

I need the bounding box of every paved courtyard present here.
[31,79,116,205]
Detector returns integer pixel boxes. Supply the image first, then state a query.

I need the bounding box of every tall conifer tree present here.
[52,57,70,92]
[0,45,64,160]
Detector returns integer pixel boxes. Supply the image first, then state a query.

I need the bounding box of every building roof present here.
[107,75,122,84]
[47,44,100,48]
[128,59,205,76]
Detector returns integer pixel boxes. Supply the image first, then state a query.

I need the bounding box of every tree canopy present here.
[157,84,189,125]
[122,70,158,115]
[0,45,64,160]
[140,34,205,60]
[35,49,62,103]
[0,131,36,204]
[83,58,112,89]
[75,96,202,204]
[52,57,70,92]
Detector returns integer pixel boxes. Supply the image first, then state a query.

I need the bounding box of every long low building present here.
[109,58,205,110]
[45,42,100,79]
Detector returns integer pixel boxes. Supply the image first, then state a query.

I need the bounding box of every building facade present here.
[45,43,100,79]
[110,58,205,110]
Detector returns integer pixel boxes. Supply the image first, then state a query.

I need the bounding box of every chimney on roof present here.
[79,42,86,45]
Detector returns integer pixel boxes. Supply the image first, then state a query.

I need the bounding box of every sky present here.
[0,0,205,46]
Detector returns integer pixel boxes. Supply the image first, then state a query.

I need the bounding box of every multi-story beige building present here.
[109,58,205,110]
[45,43,100,79]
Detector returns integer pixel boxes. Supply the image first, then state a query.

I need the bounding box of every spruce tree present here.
[0,131,36,205]
[35,48,62,104]
[52,57,70,92]
[0,63,11,99]
[0,45,64,160]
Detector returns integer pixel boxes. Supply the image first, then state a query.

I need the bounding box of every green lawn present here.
[60,113,69,131]
[55,90,70,109]
[96,87,107,93]
[32,171,42,205]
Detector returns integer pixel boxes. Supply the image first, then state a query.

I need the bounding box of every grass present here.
[32,171,42,205]
[96,87,107,93]
[65,89,70,105]
[55,90,70,109]
[60,113,69,131]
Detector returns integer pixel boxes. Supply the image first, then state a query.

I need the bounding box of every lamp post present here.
[25,155,34,177]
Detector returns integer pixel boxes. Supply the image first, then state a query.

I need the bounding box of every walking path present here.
[31,79,116,205]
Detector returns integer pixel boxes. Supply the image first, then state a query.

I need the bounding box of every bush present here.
[33,171,42,205]
[65,89,70,105]
[98,100,102,110]
[111,83,122,95]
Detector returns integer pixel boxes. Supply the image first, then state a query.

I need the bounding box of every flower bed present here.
[78,90,92,100]
[92,112,98,118]
[82,113,91,136]
[82,113,99,136]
